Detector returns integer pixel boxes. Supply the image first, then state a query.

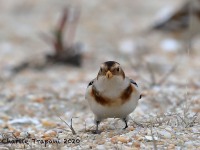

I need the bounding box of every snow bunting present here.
[85,61,142,133]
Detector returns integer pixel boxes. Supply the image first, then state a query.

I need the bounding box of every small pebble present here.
[184,141,193,146]
[144,136,158,141]
[111,137,117,144]
[42,120,57,128]
[13,131,20,137]
[96,145,105,150]
[117,136,128,143]
[43,130,57,137]
[97,140,105,145]
[133,142,140,148]
[158,130,171,139]
[58,133,68,139]
[128,126,135,131]
[168,144,175,149]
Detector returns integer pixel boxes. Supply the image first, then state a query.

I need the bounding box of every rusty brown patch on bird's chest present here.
[91,84,135,106]
[120,84,135,104]
[91,86,113,106]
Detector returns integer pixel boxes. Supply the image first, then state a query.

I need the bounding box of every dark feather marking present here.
[122,71,125,79]
[130,79,138,87]
[121,84,134,104]
[104,61,119,70]
[87,80,94,87]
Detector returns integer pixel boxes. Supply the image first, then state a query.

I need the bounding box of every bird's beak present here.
[106,71,113,79]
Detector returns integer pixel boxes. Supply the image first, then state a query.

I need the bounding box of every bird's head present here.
[97,61,125,80]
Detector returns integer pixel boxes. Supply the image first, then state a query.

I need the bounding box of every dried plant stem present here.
[58,116,76,135]
[150,122,158,150]
[185,112,198,127]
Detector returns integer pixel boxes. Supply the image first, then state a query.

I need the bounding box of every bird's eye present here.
[100,68,103,72]
[116,67,120,72]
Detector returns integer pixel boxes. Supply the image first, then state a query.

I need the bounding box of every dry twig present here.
[58,116,76,135]
[150,122,158,150]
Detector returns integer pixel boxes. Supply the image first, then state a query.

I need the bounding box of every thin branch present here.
[185,112,199,127]
[150,122,158,150]
[58,116,76,135]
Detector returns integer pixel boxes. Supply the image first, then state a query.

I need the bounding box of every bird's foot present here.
[123,124,128,130]
[92,120,101,134]
[92,130,101,134]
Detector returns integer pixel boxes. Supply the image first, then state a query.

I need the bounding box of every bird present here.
[151,0,200,39]
[85,61,142,134]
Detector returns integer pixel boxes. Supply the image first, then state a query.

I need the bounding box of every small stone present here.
[158,130,171,139]
[156,141,165,145]
[58,133,68,139]
[111,137,117,144]
[146,129,151,135]
[108,132,115,138]
[13,131,20,137]
[184,141,193,146]
[20,132,27,137]
[117,136,128,143]
[168,144,175,149]
[191,127,198,133]
[144,136,158,141]
[96,145,105,150]
[127,142,132,146]
[165,126,172,132]
[133,135,143,141]
[20,132,30,138]
[42,120,57,128]
[43,130,57,137]
[133,142,140,148]
[97,140,105,145]
[33,97,45,103]
[8,117,39,125]
[128,126,135,131]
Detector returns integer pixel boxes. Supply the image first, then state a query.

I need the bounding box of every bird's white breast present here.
[94,76,130,99]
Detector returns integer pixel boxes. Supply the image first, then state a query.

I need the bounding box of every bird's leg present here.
[123,118,128,129]
[92,120,101,134]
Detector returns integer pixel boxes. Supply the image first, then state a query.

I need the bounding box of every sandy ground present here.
[0,0,200,149]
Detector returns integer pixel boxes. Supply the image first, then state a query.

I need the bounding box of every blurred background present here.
[0,0,199,149]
